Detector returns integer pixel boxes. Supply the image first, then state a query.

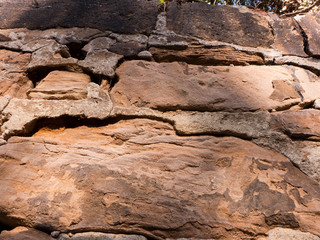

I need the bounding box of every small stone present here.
[68,233,73,238]
[51,231,60,238]
[314,99,320,109]
[137,50,152,60]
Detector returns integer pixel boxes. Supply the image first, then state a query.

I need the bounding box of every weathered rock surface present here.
[78,50,122,78]
[1,119,320,239]
[111,61,320,112]
[268,227,320,240]
[58,232,147,240]
[0,86,112,139]
[0,226,53,240]
[295,11,320,57]
[27,41,77,71]
[270,16,307,57]
[149,45,264,65]
[27,71,91,100]
[167,3,273,47]
[1,1,320,239]
[271,109,320,139]
[0,0,159,34]
[0,50,32,98]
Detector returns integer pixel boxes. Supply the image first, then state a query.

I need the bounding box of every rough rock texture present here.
[58,232,147,240]
[270,16,307,57]
[111,61,320,112]
[167,2,274,47]
[27,71,91,100]
[268,228,320,240]
[0,227,53,240]
[0,0,160,34]
[271,110,320,139]
[295,11,320,57]
[149,45,264,65]
[0,50,32,98]
[1,1,320,240]
[1,119,320,239]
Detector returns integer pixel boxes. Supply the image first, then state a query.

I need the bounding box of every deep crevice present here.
[0,222,13,234]
[292,18,314,58]
[65,41,88,60]
[26,65,102,87]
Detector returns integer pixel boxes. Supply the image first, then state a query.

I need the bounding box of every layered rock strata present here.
[0,1,320,240]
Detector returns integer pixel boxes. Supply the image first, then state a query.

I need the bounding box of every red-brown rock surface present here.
[111,61,320,112]
[27,71,91,100]
[1,1,320,239]
[0,50,32,98]
[1,119,320,239]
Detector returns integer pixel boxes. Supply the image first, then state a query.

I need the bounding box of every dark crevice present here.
[26,65,102,87]
[0,46,25,53]
[66,41,88,60]
[0,222,13,233]
[292,18,313,58]
[108,57,125,90]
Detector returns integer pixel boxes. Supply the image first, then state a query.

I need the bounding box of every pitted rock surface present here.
[1,119,320,239]
[1,1,320,240]
[111,61,320,112]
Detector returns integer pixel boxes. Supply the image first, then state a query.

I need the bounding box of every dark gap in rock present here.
[25,115,175,138]
[292,18,313,57]
[109,73,119,90]
[108,57,126,90]
[27,65,81,87]
[66,41,87,60]
[28,116,109,135]
[0,222,13,233]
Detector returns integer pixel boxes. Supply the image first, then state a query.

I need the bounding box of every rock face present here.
[111,61,319,112]
[27,71,91,100]
[166,2,274,47]
[0,50,32,98]
[0,0,160,34]
[1,1,320,240]
[2,119,320,239]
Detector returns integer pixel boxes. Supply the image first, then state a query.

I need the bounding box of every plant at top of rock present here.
[160,0,320,15]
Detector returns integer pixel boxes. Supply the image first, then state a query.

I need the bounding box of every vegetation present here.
[160,0,320,15]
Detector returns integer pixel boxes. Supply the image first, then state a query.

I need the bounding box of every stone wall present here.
[0,1,320,239]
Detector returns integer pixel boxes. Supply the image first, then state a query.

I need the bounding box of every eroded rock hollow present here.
[1,0,320,239]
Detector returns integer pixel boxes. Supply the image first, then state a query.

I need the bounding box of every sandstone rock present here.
[78,50,122,78]
[168,111,270,138]
[0,93,113,139]
[149,45,264,65]
[275,56,320,75]
[295,11,320,56]
[294,141,320,182]
[108,42,146,57]
[109,33,148,44]
[268,228,320,240]
[271,17,307,57]
[0,28,105,52]
[1,119,320,239]
[27,71,91,100]
[166,3,273,48]
[0,50,32,98]
[111,61,320,112]
[148,35,189,50]
[314,99,320,109]
[28,41,77,71]
[0,0,159,34]
[271,110,320,139]
[58,232,147,240]
[0,96,10,112]
[137,51,152,60]
[82,37,115,55]
[0,226,53,240]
